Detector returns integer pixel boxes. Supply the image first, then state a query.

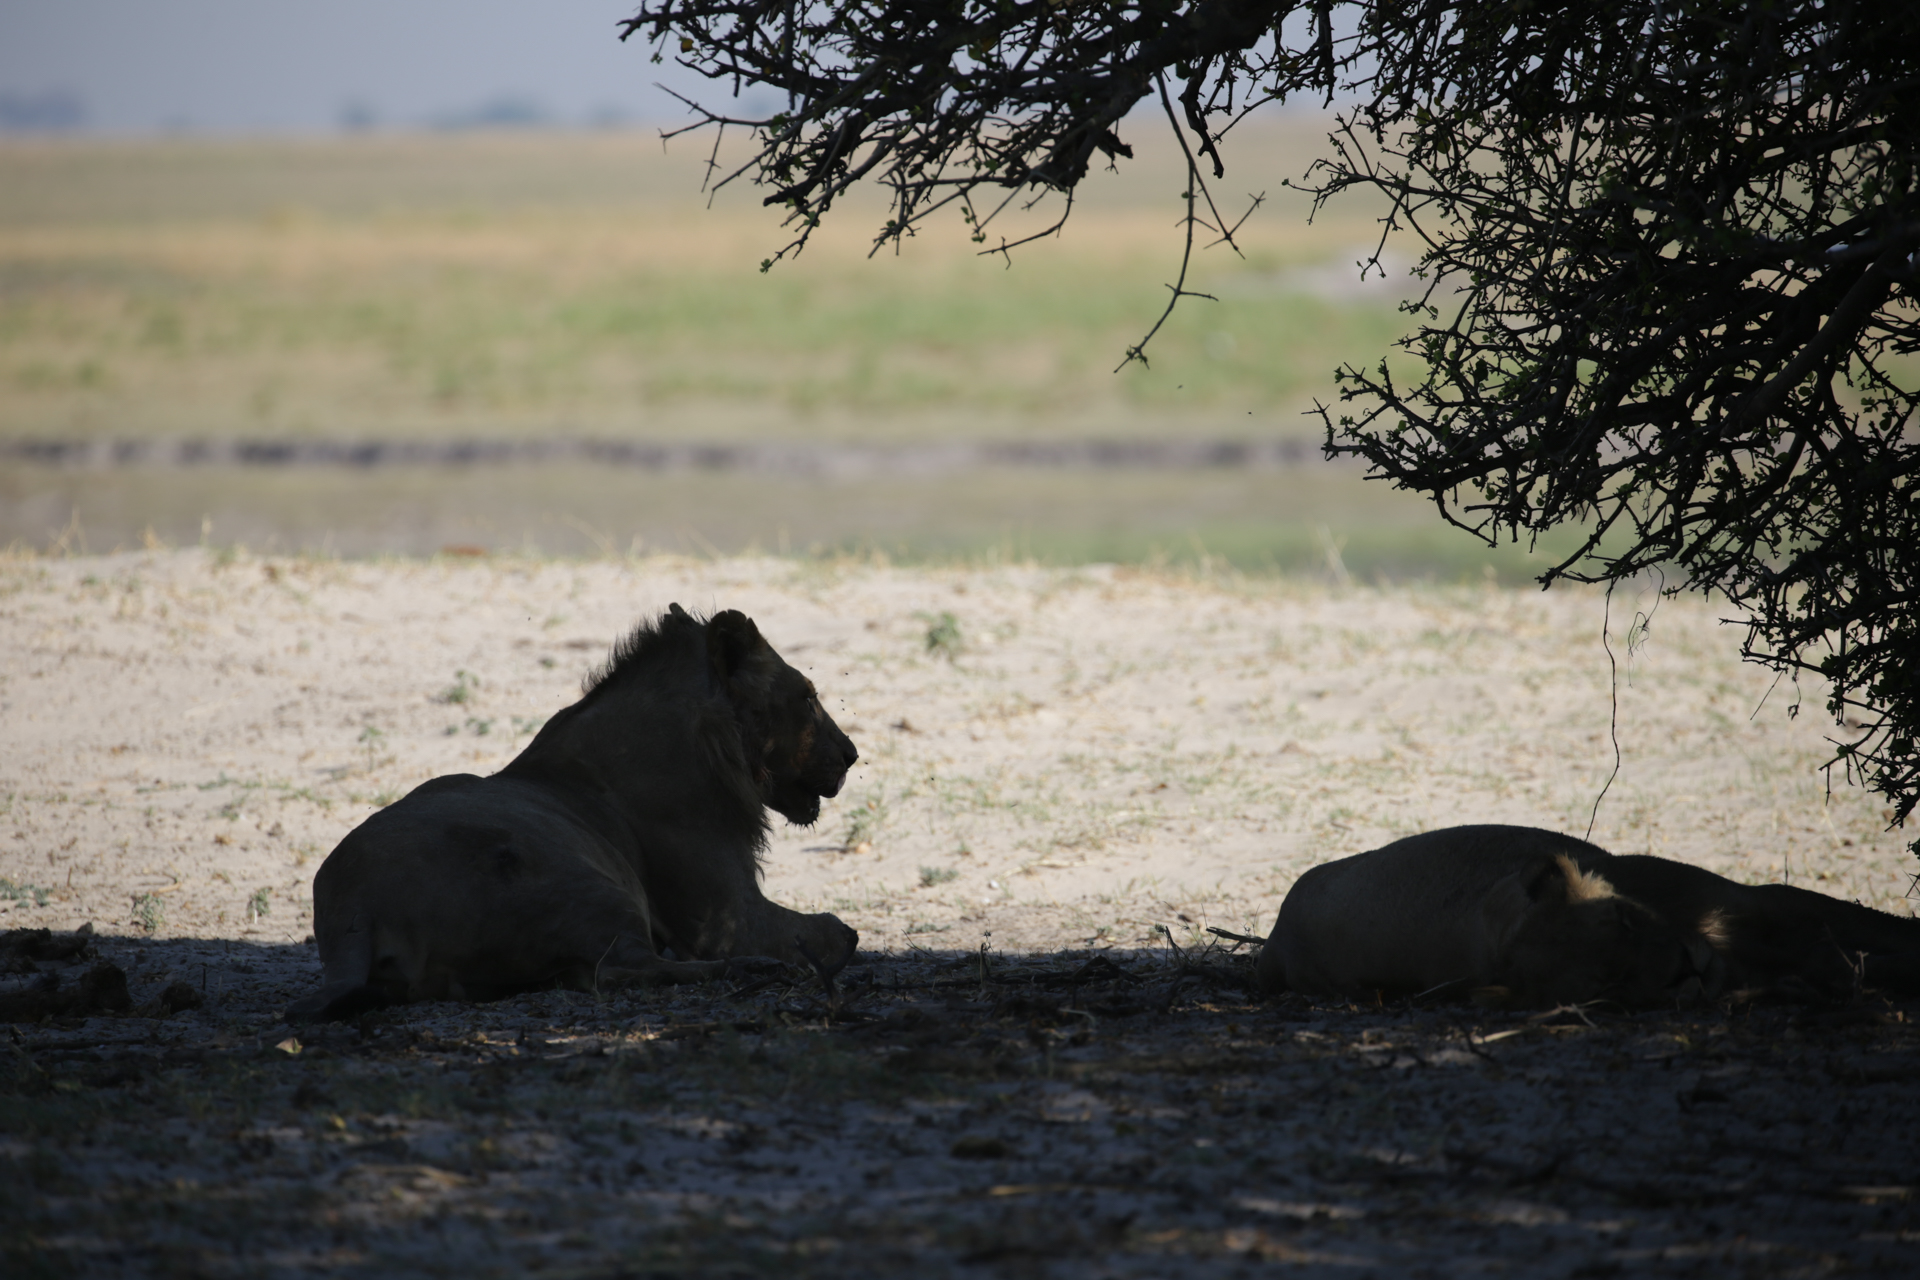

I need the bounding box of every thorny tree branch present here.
[620,0,1316,358]
[627,0,1920,859]
[1301,1,1919,854]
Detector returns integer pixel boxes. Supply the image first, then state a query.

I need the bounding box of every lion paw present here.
[723,955,789,979]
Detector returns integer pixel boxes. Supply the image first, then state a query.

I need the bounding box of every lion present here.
[286,605,859,1022]
[1255,825,1920,1007]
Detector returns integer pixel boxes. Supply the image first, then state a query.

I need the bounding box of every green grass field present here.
[0,121,1581,576]
[0,124,1412,440]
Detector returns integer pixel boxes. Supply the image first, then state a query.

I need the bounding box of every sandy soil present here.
[2,548,1908,948]
[3,549,1916,1276]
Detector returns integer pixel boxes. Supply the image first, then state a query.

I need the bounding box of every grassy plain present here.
[0,125,1409,441]
[0,122,1563,573]
[4,207,1414,440]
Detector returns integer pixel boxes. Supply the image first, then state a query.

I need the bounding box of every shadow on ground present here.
[4,926,1918,1277]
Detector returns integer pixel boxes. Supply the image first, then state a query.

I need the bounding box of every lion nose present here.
[840,738,859,769]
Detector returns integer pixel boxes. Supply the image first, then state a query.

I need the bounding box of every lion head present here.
[705,608,858,826]
[1493,858,1722,1006]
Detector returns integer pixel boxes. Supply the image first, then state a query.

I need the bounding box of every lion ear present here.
[707,610,768,684]
[1520,859,1563,904]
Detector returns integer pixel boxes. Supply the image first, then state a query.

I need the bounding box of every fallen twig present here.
[1066,954,1134,986]
[1156,923,1188,967]
[1454,1020,1501,1063]
[1411,978,1472,1005]
[726,974,788,1001]
[1527,1003,1601,1028]
[794,939,851,1018]
[1159,973,1200,1015]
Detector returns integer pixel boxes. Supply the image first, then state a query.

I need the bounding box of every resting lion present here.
[1255,825,1920,1007]
[287,605,859,1022]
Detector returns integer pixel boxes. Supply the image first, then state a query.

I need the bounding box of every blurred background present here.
[0,1,1579,577]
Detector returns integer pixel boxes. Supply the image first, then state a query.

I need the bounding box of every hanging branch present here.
[626,0,1920,856]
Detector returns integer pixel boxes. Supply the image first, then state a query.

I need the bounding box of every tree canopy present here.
[621,0,1920,857]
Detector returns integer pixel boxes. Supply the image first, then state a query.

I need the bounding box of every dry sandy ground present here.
[3,549,1917,1276]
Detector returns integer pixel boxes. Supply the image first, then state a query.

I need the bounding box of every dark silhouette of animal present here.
[287,605,859,1022]
[1255,825,1920,1006]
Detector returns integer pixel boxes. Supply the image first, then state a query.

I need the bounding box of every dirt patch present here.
[6,931,1919,1277]
[3,549,1916,1274]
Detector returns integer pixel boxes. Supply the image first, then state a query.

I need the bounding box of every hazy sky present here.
[0,1,742,133]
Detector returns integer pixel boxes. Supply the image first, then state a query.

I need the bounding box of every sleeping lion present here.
[1256,825,1920,1006]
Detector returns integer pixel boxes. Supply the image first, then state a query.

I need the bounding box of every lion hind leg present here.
[589,930,740,991]
[1252,922,1291,996]
[286,915,382,1023]
[596,958,732,990]
[285,980,389,1024]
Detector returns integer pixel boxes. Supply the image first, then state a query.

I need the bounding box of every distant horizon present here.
[0,108,749,142]
[1,2,1329,139]
[0,1,747,137]
[0,84,740,139]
